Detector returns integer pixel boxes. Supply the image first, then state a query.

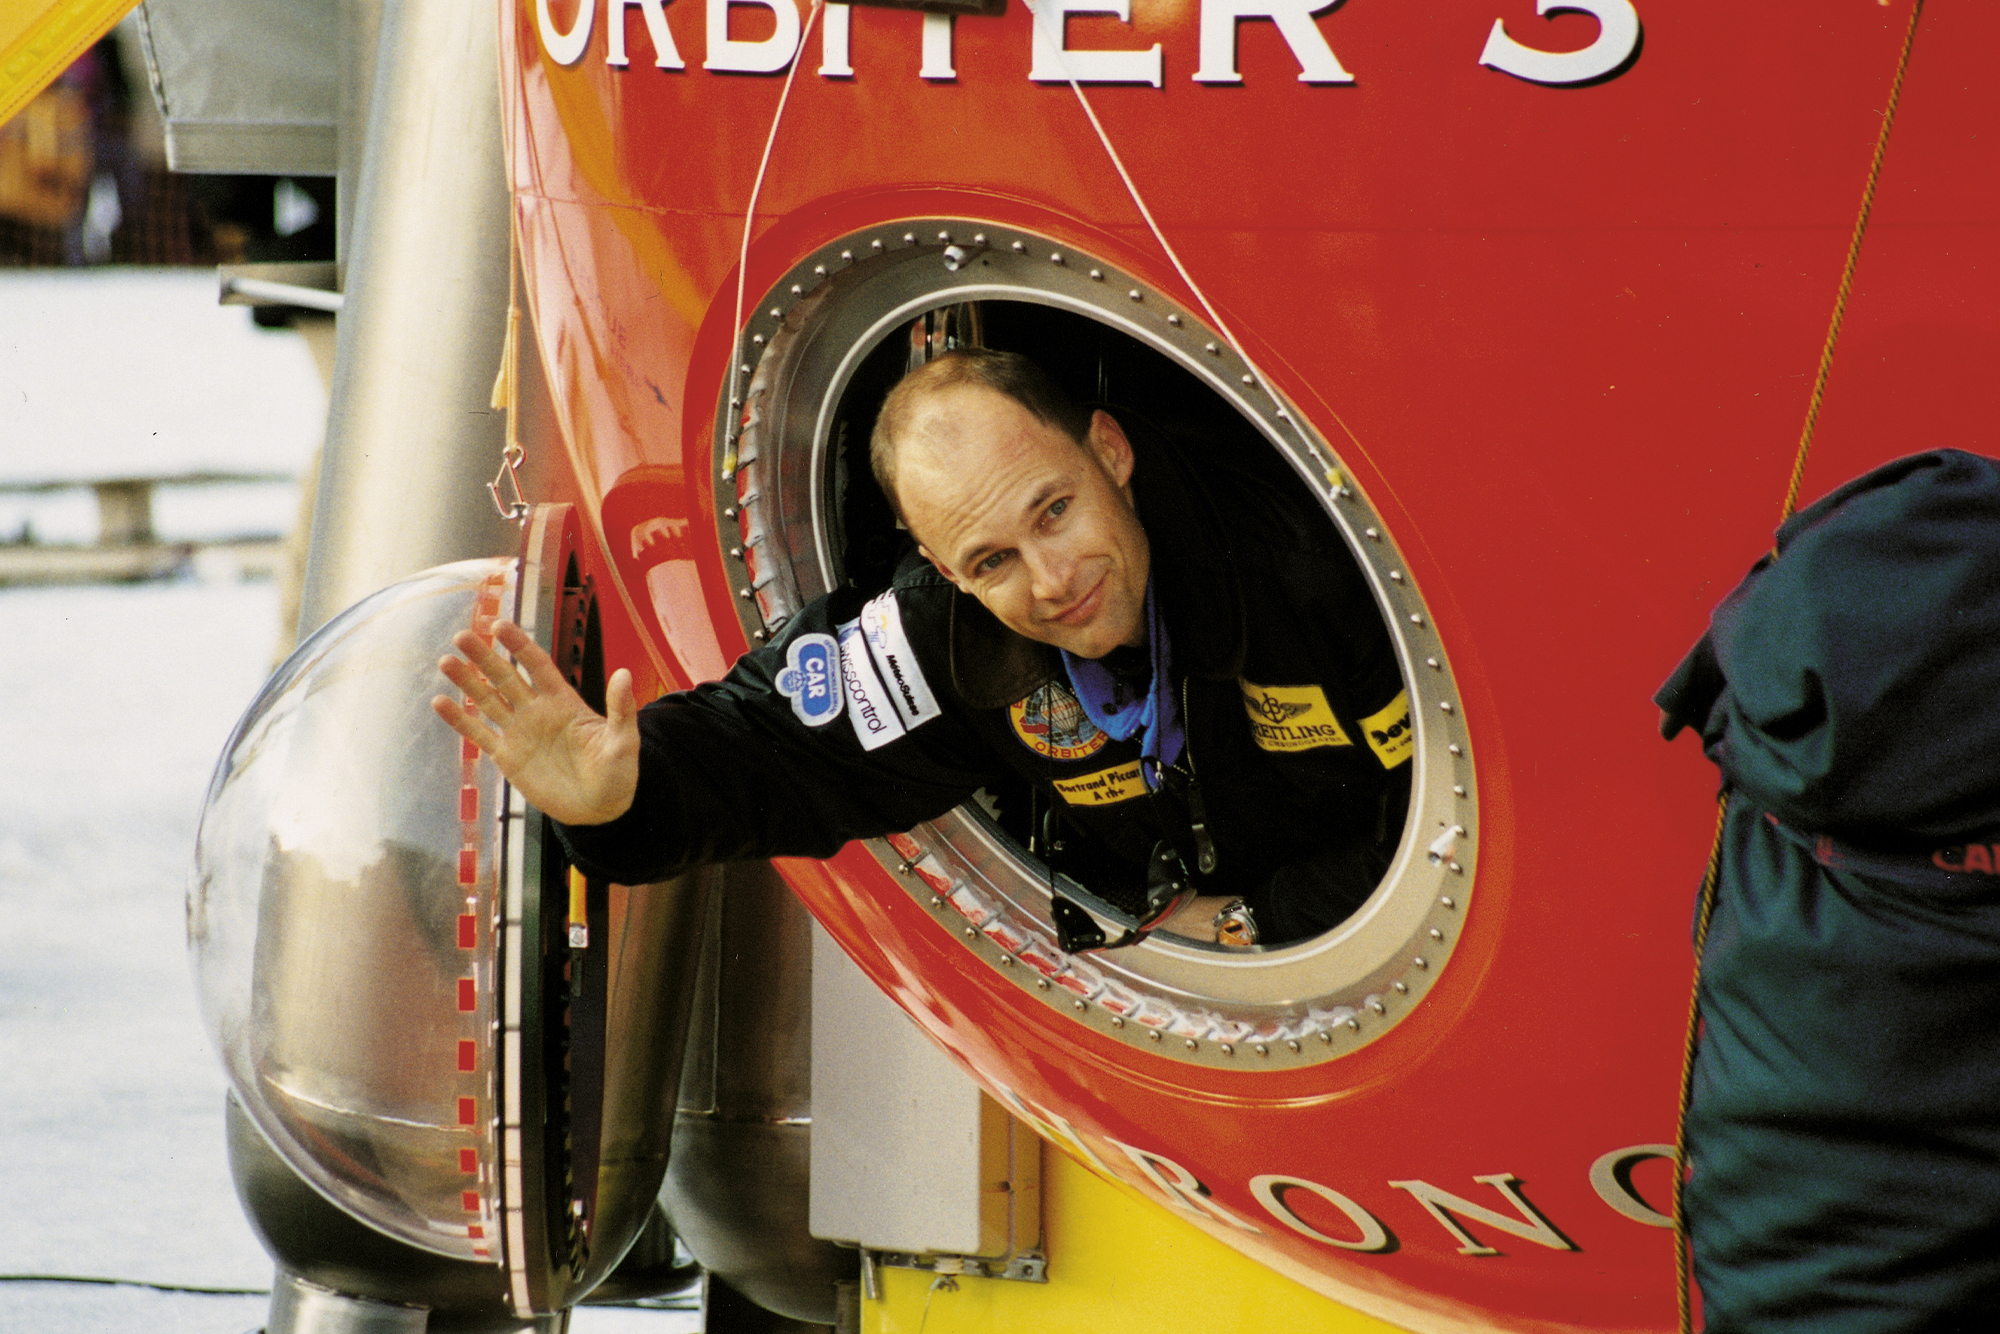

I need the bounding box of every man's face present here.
[897,385,1151,659]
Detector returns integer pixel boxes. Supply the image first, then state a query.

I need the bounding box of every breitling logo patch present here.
[1361,690,1414,769]
[1008,681,1109,761]
[1239,680,1352,753]
[1052,761,1147,807]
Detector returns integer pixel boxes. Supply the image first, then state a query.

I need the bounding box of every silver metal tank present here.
[665,861,853,1328]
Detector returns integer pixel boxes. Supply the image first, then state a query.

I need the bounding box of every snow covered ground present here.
[0,268,323,546]
[0,272,696,1333]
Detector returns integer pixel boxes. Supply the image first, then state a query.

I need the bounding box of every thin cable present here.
[723,2,825,480]
[1675,11,1926,1328]
[1776,0,1926,533]
[1672,787,1731,1334]
[1022,0,1357,485]
[916,1273,957,1334]
[0,1273,269,1297]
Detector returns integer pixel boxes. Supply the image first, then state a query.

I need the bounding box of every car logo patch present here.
[838,620,906,751]
[859,591,942,730]
[1239,679,1353,753]
[1051,760,1147,807]
[775,633,842,727]
[1008,681,1108,761]
[1360,689,1415,768]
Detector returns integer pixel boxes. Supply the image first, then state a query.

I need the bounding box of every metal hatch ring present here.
[714,220,1476,1070]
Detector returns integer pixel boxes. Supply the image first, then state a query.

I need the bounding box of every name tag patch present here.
[1360,690,1415,769]
[1239,680,1353,753]
[838,621,906,751]
[860,591,942,730]
[1052,761,1148,807]
[1009,681,1108,760]
[775,633,842,727]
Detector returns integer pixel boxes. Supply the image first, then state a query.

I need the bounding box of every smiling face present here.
[894,384,1151,660]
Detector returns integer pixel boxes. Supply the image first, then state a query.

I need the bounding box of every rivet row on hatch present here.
[879,828,1468,1070]
[714,223,1478,1067]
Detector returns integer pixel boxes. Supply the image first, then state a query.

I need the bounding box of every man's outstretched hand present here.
[433,619,639,826]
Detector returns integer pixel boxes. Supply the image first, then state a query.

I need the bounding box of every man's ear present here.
[919,544,967,591]
[1086,410,1135,487]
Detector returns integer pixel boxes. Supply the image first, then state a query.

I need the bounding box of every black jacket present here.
[560,421,1411,942]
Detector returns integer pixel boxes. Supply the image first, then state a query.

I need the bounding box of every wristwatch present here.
[1213,898,1259,948]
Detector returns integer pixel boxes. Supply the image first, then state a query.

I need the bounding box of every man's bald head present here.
[869,348,1094,527]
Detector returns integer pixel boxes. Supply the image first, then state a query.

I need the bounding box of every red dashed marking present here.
[462,1190,481,1213]
[458,849,477,884]
[459,785,479,821]
[457,978,476,1012]
[461,737,479,764]
[458,1039,477,1072]
[460,1148,479,1174]
[458,914,477,949]
[469,1225,486,1240]
[458,1096,477,1126]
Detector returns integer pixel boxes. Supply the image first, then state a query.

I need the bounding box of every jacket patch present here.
[1239,679,1352,753]
[776,633,842,727]
[1052,760,1148,807]
[1360,689,1414,769]
[838,621,906,751]
[860,591,942,731]
[1008,681,1108,761]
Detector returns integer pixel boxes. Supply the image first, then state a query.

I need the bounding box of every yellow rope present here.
[1674,7,1925,1327]
[1775,0,1927,534]
[1672,787,1732,1334]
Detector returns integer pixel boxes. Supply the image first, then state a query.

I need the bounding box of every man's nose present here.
[1023,542,1074,601]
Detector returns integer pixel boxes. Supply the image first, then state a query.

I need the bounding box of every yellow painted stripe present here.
[1,0,140,130]
[865,1145,1405,1334]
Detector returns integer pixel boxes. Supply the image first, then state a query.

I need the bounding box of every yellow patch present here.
[1052,761,1149,807]
[1360,690,1415,769]
[1239,680,1353,753]
[1008,681,1109,761]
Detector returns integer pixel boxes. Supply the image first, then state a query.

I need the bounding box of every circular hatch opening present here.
[717,223,1475,1067]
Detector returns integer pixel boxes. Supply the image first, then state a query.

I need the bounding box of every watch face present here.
[1216,902,1258,948]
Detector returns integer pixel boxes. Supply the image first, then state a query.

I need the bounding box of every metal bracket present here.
[868,1248,1048,1284]
[218,262,343,313]
[488,444,530,523]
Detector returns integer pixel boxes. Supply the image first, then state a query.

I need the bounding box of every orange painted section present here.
[502,2,1996,1327]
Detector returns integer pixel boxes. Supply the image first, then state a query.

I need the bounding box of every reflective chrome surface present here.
[664,862,850,1324]
[296,0,521,639]
[194,559,517,1260]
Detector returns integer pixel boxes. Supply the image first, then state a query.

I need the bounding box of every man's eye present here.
[976,551,1009,574]
[1047,498,1069,519]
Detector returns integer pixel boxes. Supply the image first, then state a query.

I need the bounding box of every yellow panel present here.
[1,0,140,130]
[865,1145,1408,1334]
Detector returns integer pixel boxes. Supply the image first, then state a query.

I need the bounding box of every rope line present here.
[0,1273,270,1297]
[1022,0,1357,486]
[724,1,826,481]
[1672,787,1732,1334]
[1776,0,1926,533]
[1675,7,1925,1329]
